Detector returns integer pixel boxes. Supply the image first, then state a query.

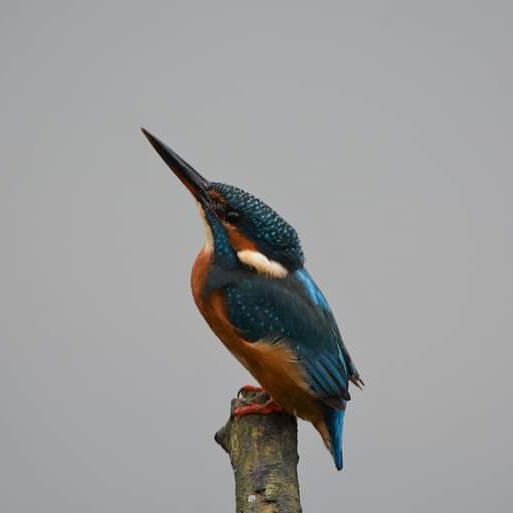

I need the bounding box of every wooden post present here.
[215,390,303,513]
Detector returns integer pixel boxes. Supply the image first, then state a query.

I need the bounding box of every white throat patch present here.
[196,203,213,252]
[237,249,288,279]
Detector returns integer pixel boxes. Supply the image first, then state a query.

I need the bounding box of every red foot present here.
[238,384,265,397]
[233,400,283,417]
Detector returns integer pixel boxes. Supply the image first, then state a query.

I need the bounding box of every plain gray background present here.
[1,1,512,512]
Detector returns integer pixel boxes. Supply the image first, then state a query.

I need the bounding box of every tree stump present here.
[215,389,302,513]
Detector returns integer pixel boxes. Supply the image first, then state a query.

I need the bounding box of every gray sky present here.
[1,1,512,512]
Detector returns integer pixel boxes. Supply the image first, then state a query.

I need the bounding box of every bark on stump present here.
[215,390,302,513]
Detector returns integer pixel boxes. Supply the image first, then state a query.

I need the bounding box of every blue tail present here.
[323,405,345,470]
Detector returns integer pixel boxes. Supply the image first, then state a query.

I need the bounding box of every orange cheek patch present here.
[225,224,257,252]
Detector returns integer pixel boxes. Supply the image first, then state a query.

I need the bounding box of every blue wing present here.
[219,267,362,407]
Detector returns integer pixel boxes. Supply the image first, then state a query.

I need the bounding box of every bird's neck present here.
[197,208,238,267]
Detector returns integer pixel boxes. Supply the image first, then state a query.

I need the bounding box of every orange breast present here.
[190,250,324,425]
[191,247,211,305]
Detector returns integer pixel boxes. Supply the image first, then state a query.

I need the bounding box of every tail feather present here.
[323,405,345,470]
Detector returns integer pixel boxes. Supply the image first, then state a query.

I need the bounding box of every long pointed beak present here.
[141,128,212,206]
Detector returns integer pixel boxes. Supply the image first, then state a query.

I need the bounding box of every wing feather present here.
[220,268,361,406]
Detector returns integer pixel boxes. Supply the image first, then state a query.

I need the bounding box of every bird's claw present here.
[237,384,266,398]
[233,399,283,417]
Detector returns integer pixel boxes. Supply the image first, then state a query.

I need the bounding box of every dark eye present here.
[226,210,241,223]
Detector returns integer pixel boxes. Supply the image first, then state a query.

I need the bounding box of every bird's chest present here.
[190,251,320,421]
[190,249,247,362]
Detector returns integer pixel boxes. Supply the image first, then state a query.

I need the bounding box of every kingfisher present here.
[142,128,363,470]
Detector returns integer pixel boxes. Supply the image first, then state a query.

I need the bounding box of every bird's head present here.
[142,129,304,277]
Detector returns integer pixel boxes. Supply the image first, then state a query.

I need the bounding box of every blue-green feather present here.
[324,405,345,470]
[221,269,353,403]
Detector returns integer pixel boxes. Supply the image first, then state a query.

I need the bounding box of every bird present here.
[141,128,363,470]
